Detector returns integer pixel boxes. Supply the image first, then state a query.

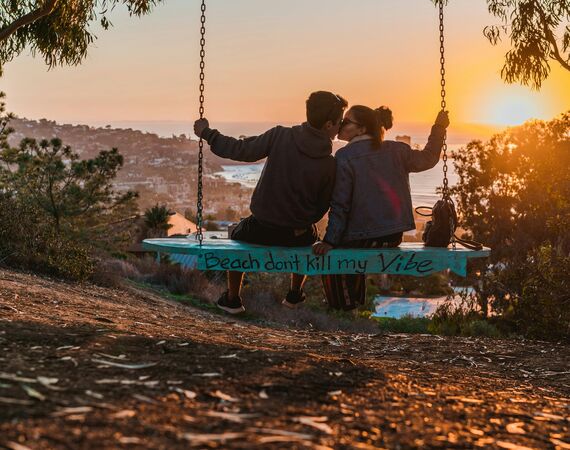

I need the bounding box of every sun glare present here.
[483,89,546,126]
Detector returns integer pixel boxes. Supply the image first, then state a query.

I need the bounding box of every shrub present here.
[450,113,570,340]
[498,245,570,341]
[120,256,216,300]
[0,195,95,281]
[43,234,95,280]
[373,315,431,334]
[461,320,501,338]
[429,290,503,338]
[430,291,482,336]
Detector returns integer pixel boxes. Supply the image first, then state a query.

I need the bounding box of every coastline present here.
[214,159,460,207]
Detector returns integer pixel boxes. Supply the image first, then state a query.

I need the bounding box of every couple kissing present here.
[193,91,449,313]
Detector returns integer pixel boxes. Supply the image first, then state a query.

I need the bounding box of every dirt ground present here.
[0,268,569,450]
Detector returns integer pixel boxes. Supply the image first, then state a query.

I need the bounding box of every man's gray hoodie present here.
[201,123,336,229]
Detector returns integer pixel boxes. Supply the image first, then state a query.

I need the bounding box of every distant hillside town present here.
[8,117,254,221]
[7,118,423,236]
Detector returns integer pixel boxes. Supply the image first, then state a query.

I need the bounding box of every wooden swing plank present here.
[143,238,490,277]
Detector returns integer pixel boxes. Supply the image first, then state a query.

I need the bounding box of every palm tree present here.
[143,204,173,238]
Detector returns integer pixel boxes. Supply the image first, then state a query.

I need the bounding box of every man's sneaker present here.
[216,291,245,314]
[282,289,306,309]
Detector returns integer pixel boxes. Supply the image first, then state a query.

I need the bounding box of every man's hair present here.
[306,91,348,129]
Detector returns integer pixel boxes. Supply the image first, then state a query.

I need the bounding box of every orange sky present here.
[1,0,569,130]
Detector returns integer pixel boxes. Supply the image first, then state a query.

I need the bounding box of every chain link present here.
[196,0,206,246]
[439,0,449,199]
[438,0,455,249]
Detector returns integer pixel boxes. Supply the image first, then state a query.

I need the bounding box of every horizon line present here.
[19,116,507,129]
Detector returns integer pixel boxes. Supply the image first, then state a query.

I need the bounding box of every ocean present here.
[84,120,495,146]
[82,119,465,206]
[216,158,460,208]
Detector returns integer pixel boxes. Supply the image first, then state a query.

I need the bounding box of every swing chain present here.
[438,0,455,249]
[438,0,449,199]
[196,0,206,246]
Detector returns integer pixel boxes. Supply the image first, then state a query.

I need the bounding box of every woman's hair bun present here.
[375,106,393,130]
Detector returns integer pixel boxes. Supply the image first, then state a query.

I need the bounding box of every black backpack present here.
[416,198,483,250]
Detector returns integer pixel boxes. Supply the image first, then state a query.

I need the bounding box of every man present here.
[193,91,347,314]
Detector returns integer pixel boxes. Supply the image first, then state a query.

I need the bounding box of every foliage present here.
[451,112,570,260]
[2,1,568,90]
[143,204,173,238]
[373,315,432,334]
[136,258,211,296]
[429,291,500,337]
[106,256,216,299]
[484,0,570,89]
[450,112,570,340]
[0,93,138,280]
[432,0,570,89]
[494,244,570,340]
[1,136,137,233]
[0,194,95,279]
[0,0,165,74]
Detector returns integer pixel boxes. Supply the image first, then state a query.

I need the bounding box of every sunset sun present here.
[482,89,546,126]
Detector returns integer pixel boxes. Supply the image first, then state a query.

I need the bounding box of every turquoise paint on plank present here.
[143,238,490,277]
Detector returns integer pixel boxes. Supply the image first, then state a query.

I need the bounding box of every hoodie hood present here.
[291,122,333,158]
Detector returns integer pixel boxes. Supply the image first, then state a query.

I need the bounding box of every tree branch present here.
[536,3,570,71]
[544,27,570,70]
[0,0,58,43]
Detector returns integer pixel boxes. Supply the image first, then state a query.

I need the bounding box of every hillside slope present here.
[0,269,568,449]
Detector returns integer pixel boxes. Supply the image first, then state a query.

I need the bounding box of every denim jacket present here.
[323,125,446,245]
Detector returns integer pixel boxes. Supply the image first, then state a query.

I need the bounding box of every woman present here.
[313,105,450,310]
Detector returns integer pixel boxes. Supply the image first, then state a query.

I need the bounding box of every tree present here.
[452,112,570,258]
[143,204,173,238]
[0,94,10,148]
[0,135,138,234]
[0,94,140,279]
[484,0,570,89]
[0,0,165,74]
[433,0,569,89]
[450,112,570,339]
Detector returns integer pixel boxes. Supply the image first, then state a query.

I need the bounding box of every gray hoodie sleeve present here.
[201,127,277,162]
[323,157,353,246]
[315,159,337,221]
[401,124,446,173]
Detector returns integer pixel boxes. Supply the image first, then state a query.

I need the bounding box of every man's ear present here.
[321,119,335,131]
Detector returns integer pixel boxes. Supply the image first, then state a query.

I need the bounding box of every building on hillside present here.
[128,211,197,256]
[167,212,196,236]
[395,135,412,146]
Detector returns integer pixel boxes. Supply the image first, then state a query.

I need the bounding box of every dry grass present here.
[93,257,378,333]
[241,273,379,333]
[95,256,222,303]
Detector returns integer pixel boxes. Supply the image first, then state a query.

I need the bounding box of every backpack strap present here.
[453,235,484,251]
[414,206,433,217]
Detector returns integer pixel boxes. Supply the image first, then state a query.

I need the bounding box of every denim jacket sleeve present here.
[323,156,353,246]
[202,126,277,162]
[401,124,446,173]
